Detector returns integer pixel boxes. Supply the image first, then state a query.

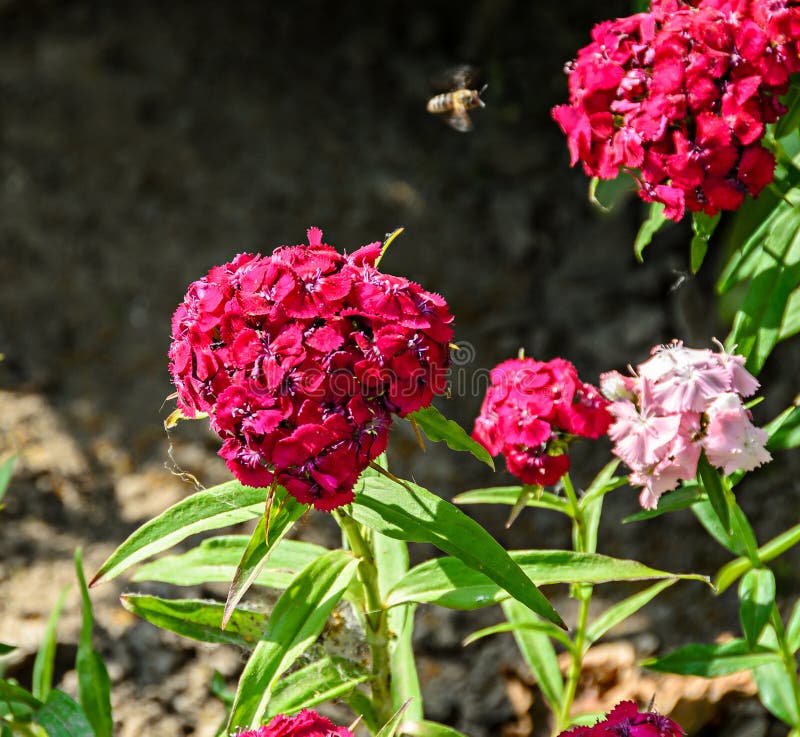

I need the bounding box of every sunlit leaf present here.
[739,568,775,648]
[32,586,69,701]
[643,639,780,676]
[408,405,494,469]
[34,690,93,737]
[634,202,667,262]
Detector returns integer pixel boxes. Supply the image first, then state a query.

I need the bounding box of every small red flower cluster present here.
[236,709,353,737]
[169,228,453,510]
[560,701,684,736]
[472,357,611,486]
[552,0,799,220]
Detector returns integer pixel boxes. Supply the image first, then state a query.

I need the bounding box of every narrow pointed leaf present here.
[223,494,305,627]
[386,550,709,610]
[697,455,730,533]
[351,474,565,628]
[586,580,676,645]
[739,568,776,648]
[623,484,704,523]
[408,406,494,469]
[454,486,571,516]
[502,599,563,712]
[462,620,573,651]
[643,640,781,676]
[0,643,16,655]
[786,599,800,653]
[400,720,472,737]
[34,690,93,737]
[579,460,624,507]
[91,480,267,585]
[0,679,41,708]
[690,212,720,274]
[265,656,369,719]
[0,456,15,503]
[634,202,667,262]
[227,550,359,730]
[754,660,800,727]
[375,700,413,737]
[74,550,113,737]
[32,586,69,701]
[767,405,800,451]
[133,536,326,589]
[121,595,270,647]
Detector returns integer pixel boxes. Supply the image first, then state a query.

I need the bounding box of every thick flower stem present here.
[335,511,394,727]
[555,474,595,735]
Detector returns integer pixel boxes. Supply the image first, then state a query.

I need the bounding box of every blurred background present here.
[1,1,799,735]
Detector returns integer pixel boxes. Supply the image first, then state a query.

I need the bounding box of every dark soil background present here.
[1,1,799,736]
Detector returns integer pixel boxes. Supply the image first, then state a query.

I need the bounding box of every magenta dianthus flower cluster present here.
[601,340,771,509]
[559,701,684,737]
[472,357,611,486]
[169,228,453,510]
[235,709,353,737]
[552,0,799,220]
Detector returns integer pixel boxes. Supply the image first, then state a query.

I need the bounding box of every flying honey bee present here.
[426,64,487,132]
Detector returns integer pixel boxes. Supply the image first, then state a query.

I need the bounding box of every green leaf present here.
[399,720,472,737]
[778,287,800,341]
[227,550,359,730]
[786,599,800,654]
[74,550,113,737]
[766,405,800,451]
[717,193,786,293]
[121,595,269,647]
[776,83,800,139]
[223,493,306,627]
[725,203,800,374]
[462,620,573,651]
[342,689,381,735]
[0,456,15,504]
[376,700,412,737]
[453,486,571,516]
[373,532,423,720]
[132,536,327,589]
[32,586,69,701]
[385,550,708,610]
[579,460,625,508]
[623,484,705,523]
[585,580,676,645]
[634,202,667,262]
[569,712,607,728]
[351,474,565,628]
[34,690,94,737]
[690,212,720,273]
[502,599,563,713]
[0,643,16,655]
[643,639,781,676]
[739,568,776,648]
[265,655,369,719]
[91,480,267,585]
[210,670,235,706]
[0,679,41,708]
[408,406,494,469]
[697,454,730,533]
[754,659,800,727]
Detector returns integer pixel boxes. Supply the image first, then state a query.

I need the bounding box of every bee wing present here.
[444,110,473,133]
[431,64,480,92]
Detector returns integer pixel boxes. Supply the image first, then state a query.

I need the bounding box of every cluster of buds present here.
[472,357,611,486]
[169,228,453,510]
[552,0,800,220]
[601,341,771,509]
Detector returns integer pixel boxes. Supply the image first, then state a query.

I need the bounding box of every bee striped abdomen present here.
[427,92,454,114]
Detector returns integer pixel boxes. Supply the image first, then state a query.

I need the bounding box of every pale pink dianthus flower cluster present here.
[601,340,771,509]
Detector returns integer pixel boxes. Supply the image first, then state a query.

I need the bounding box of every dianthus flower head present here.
[552,0,796,221]
[472,356,611,487]
[235,709,353,737]
[602,340,771,509]
[559,701,685,737]
[169,228,453,510]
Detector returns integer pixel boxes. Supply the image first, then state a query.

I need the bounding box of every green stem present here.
[334,511,394,727]
[769,603,800,729]
[555,474,595,734]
